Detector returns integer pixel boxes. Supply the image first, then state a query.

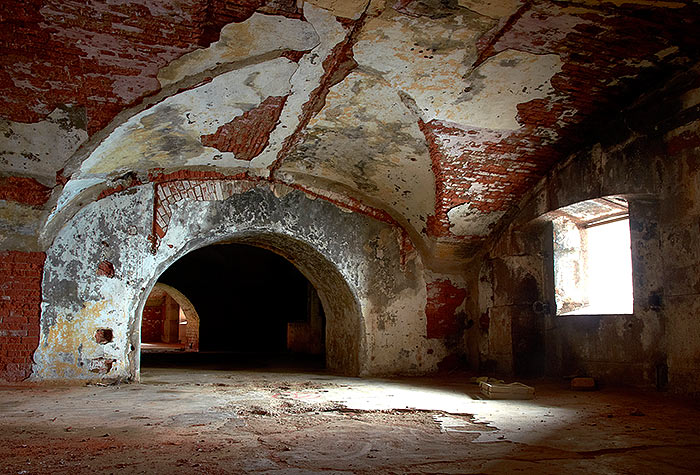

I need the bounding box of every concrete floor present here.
[2,358,700,474]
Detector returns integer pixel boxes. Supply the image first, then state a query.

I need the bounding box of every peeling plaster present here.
[306,0,372,19]
[0,107,88,185]
[353,9,561,129]
[157,13,320,87]
[448,202,505,237]
[250,4,347,171]
[353,6,495,125]
[280,70,436,231]
[459,49,562,130]
[35,182,442,380]
[46,177,106,226]
[79,58,298,175]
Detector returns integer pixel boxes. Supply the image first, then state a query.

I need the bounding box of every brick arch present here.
[147,283,200,352]
[126,181,373,378]
[136,228,363,378]
[35,180,431,383]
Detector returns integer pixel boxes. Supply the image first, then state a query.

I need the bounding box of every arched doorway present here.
[141,283,200,352]
[133,223,364,379]
[140,243,326,369]
[38,182,427,382]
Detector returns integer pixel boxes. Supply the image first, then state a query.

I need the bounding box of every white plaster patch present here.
[47,177,105,225]
[354,10,562,129]
[655,46,679,60]
[353,8,490,124]
[157,13,319,87]
[250,4,347,171]
[460,49,562,130]
[447,202,505,236]
[280,70,436,233]
[33,186,154,381]
[79,58,297,175]
[0,107,88,183]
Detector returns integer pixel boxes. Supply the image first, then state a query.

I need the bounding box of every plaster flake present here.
[655,46,679,60]
[79,58,297,175]
[681,87,700,111]
[250,4,347,170]
[47,177,105,224]
[447,202,505,237]
[157,13,320,87]
[281,70,435,232]
[0,107,88,183]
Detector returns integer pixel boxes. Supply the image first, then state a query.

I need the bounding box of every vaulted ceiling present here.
[2,0,699,265]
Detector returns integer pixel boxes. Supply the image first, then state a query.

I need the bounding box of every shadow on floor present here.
[140,351,326,372]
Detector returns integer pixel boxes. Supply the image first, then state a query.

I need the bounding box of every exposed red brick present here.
[425,279,466,339]
[148,168,240,183]
[95,328,114,344]
[97,260,115,278]
[0,176,51,207]
[201,95,288,160]
[142,304,165,343]
[473,0,534,69]
[95,173,142,201]
[281,50,307,63]
[146,174,415,262]
[667,129,700,156]
[414,0,700,240]
[0,0,302,135]
[0,251,45,382]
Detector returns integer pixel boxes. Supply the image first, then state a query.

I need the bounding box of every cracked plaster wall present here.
[467,68,700,392]
[33,182,450,381]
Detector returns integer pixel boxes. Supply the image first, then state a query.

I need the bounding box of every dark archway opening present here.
[140,243,326,371]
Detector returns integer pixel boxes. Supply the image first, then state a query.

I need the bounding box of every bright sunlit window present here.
[553,197,633,316]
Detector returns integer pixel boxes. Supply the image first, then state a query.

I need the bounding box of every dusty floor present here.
[2,356,700,474]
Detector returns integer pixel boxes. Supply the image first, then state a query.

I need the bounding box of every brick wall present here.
[141,304,164,343]
[0,251,44,382]
[0,177,52,207]
[425,279,466,340]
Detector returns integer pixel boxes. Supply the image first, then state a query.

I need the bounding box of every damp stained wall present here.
[470,65,700,393]
[33,182,453,381]
[1,0,699,392]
